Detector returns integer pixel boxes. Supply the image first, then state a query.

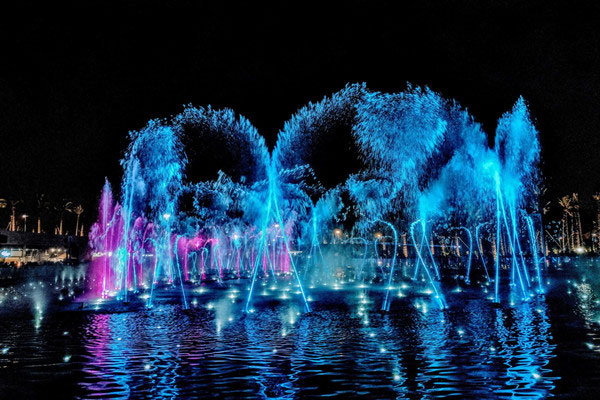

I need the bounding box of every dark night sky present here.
[1,0,599,221]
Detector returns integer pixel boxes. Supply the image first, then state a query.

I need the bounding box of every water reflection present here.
[4,262,600,399]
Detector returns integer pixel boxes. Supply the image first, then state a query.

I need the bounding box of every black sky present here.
[1,0,599,218]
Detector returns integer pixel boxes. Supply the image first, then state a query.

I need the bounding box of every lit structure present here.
[0,229,82,265]
[87,83,543,311]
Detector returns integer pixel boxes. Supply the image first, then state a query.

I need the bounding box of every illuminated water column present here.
[379,220,398,312]
[118,159,140,302]
[246,165,310,313]
[146,237,160,307]
[524,214,544,294]
[412,231,427,281]
[423,223,441,280]
[475,222,491,283]
[347,237,368,281]
[174,235,189,309]
[508,199,531,289]
[270,174,310,312]
[497,187,528,301]
[494,190,501,304]
[409,219,446,309]
[307,208,328,282]
[453,227,473,284]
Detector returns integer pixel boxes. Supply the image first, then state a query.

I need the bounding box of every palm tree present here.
[56,200,73,235]
[36,194,51,234]
[0,199,7,230]
[593,193,600,252]
[70,204,84,237]
[558,195,572,252]
[570,193,583,249]
[9,200,21,232]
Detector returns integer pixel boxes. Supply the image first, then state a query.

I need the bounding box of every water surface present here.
[1,259,600,399]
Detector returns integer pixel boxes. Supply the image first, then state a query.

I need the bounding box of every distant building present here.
[0,230,87,266]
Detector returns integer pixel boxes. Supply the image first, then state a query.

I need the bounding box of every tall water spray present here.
[88,83,543,312]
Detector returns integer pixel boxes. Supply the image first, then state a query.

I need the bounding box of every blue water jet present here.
[87,83,542,312]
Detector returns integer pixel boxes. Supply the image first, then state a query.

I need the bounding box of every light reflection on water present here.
[2,260,600,398]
